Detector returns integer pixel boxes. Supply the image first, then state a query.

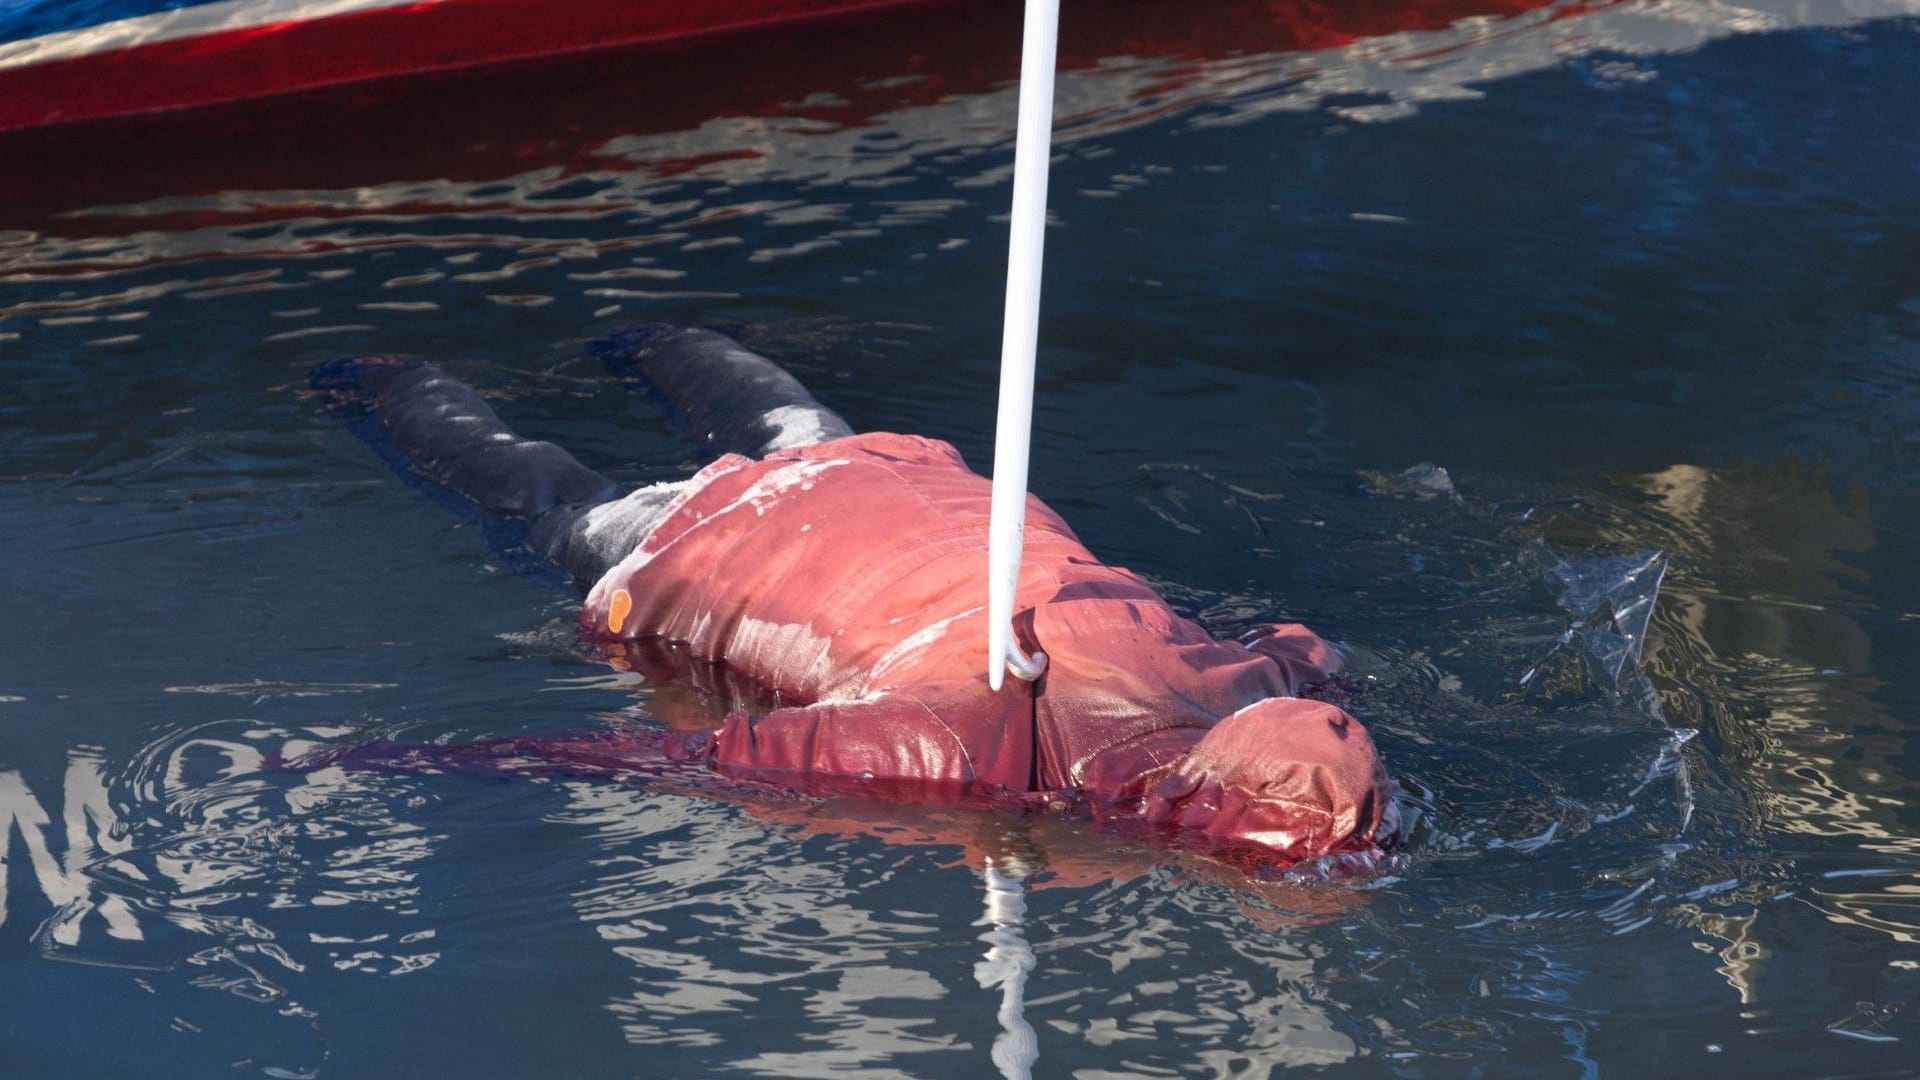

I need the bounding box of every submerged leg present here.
[313,358,675,585]
[314,358,615,520]
[526,484,683,587]
[593,324,855,459]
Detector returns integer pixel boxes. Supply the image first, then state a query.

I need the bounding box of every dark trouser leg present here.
[527,484,682,587]
[313,358,671,585]
[592,325,855,459]
[315,359,616,520]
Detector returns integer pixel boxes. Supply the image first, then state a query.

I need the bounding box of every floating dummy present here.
[312,326,1400,870]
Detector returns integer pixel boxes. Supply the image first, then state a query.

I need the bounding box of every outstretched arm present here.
[1240,623,1345,695]
[690,689,1036,798]
[280,727,690,781]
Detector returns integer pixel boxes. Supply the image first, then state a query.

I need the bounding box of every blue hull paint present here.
[1,0,219,45]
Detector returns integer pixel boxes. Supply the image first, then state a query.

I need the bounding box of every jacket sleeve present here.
[1239,623,1345,695]
[698,687,1033,793]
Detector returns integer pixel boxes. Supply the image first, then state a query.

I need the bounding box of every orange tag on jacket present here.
[607,589,633,635]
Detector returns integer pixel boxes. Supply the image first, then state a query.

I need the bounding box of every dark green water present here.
[3,2,1919,1076]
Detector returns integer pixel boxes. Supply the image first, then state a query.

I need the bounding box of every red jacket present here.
[582,432,1397,864]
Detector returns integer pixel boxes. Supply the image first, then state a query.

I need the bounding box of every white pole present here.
[987,0,1060,691]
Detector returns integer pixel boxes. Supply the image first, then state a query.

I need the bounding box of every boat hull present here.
[0,0,937,134]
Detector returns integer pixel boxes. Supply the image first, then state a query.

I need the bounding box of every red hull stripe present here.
[0,0,931,133]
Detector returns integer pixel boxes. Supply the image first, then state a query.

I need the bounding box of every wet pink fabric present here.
[581,432,1397,861]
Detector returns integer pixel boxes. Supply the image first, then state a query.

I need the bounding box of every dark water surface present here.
[5,1,1920,1076]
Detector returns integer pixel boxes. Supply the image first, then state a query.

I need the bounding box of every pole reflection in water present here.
[974,856,1038,1080]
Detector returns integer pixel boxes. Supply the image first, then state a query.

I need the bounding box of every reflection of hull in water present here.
[0,0,1573,217]
[7,0,1917,226]
[6,0,1916,242]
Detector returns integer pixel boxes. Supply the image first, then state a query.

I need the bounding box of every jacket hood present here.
[1142,697,1398,863]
